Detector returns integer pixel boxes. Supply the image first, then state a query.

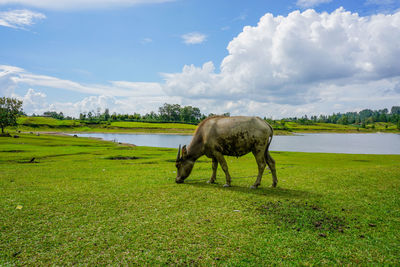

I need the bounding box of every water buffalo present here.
[175,116,277,188]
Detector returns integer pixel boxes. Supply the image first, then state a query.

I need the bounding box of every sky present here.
[1,0,400,118]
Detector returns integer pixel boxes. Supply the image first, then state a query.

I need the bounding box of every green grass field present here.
[1,133,399,265]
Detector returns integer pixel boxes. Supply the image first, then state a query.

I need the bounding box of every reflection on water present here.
[74,133,400,154]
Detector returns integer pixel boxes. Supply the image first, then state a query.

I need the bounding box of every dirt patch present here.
[352,160,371,162]
[0,150,26,153]
[33,132,70,136]
[115,147,135,150]
[106,156,140,160]
[18,157,38,164]
[121,161,157,165]
[258,200,346,233]
[117,143,136,147]
[165,159,211,163]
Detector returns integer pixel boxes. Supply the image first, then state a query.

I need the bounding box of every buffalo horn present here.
[176,144,181,161]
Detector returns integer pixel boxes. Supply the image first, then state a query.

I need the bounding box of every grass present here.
[13,116,399,135]
[0,133,399,265]
[273,121,399,133]
[16,116,196,134]
[17,116,78,126]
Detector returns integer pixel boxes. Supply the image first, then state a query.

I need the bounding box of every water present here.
[74,133,400,154]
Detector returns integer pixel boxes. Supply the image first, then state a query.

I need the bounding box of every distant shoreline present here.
[9,116,400,135]
[23,130,399,137]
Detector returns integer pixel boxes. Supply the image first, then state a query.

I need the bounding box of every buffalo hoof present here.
[207,180,215,184]
[223,184,231,187]
[250,185,259,189]
[272,183,277,188]
[175,180,184,184]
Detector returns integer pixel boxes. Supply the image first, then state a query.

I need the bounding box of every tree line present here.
[2,96,400,130]
[33,103,232,124]
[280,106,400,128]
[77,103,208,124]
[27,103,400,128]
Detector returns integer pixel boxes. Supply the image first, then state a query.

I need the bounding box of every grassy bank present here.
[15,116,197,134]
[274,121,399,133]
[10,116,400,135]
[0,133,399,265]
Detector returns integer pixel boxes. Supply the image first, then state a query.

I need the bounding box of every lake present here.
[73,132,400,154]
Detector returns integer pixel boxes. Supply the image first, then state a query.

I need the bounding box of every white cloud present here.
[163,62,219,97]
[296,0,332,8]
[163,8,400,117]
[17,90,182,118]
[181,32,207,45]
[57,95,120,116]
[19,88,48,114]
[141,38,153,44]
[0,65,164,98]
[0,0,174,10]
[15,90,121,116]
[0,65,180,117]
[0,65,23,95]
[3,8,400,118]
[0,9,45,29]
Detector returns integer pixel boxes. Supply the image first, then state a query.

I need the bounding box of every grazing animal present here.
[175,116,277,188]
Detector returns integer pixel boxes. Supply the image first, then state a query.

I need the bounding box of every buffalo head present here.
[175,144,194,183]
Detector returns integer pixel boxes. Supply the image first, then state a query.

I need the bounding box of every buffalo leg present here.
[214,152,231,187]
[207,158,218,184]
[251,151,267,189]
[266,151,278,187]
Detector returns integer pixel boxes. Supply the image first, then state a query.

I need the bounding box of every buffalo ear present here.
[182,145,187,157]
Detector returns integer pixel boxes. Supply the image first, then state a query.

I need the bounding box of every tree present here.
[79,112,87,120]
[180,106,202,123]
[43,111,64,120]
[87,111,93,121]
[391,106,400,115]
[0,97,23,134]
[103,108,110,121]
[159,103,181,122]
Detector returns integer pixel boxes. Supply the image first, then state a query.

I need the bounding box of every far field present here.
[14,116,197,134]
[10,116,400,135]
[0,133,399,265]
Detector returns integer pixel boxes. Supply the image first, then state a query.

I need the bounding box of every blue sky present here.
[1,0,400,118]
